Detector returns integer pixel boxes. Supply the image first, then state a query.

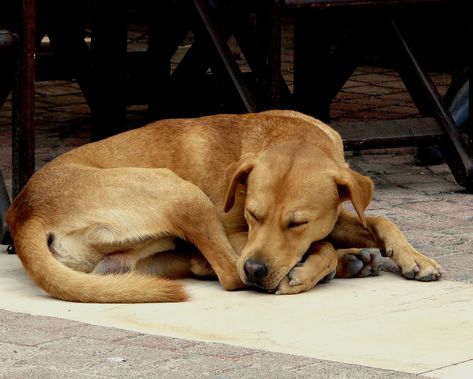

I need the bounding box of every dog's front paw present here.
[219,271,247,291]
[275,263,327,295]
[397,251,442,282]
[274,275,309,295]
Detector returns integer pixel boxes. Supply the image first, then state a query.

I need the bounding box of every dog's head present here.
[224,143,373,290]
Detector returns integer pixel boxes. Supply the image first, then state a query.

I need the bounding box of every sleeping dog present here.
[7,111,441,302]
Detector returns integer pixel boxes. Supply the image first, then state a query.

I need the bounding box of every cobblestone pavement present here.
[0,20,471,379]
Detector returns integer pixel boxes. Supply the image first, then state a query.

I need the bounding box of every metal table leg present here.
[90,0,127,141]
[193,0,256,113]
[391,18,473,189]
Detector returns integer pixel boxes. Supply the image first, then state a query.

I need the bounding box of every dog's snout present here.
[243,259,268,284]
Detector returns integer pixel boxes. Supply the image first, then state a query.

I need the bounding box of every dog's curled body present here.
[7,111,441,303]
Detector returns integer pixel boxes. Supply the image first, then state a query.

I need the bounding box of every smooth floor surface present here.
[1,249,472,378]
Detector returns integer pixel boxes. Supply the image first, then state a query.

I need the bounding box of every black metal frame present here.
[0,0,36,246]
[286,0,472,189]
[390,18,472,188]
[11,0,36,198]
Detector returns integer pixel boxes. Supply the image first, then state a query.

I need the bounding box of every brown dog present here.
[7,110,441,302]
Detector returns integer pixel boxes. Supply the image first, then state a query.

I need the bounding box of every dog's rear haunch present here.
[7,111,441,303]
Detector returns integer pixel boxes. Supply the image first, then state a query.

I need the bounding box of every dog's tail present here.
[13,217,188,303]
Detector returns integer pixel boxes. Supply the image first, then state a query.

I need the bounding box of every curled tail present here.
[12,217,188,303]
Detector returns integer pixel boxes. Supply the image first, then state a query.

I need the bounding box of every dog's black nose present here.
[243,259,268,284]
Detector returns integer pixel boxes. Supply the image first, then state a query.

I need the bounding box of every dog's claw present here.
[402,262,421,280]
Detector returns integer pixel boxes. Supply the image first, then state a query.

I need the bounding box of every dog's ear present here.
[334,167,374,227]
[224,157,255,213]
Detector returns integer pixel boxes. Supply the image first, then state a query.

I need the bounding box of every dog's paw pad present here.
[359,248,382,276]
[417,272,441,281]
[402,268,418,280]
[399,253,442,282]
[339,254,364,277]
[401,261,421,280]
[338,249,382,278]
[415,264,442,282]
[359,265,373,278]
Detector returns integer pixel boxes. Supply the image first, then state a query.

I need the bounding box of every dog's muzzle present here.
[243,259,268,287]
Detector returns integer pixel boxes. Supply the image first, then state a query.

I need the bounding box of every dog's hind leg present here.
[93,252,132,274]
[93,238,177,275]
[53,167,243,290]
[136,249,216,279]
[111,168,244,290]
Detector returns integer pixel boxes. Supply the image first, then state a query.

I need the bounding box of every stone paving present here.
[0,19,471,379]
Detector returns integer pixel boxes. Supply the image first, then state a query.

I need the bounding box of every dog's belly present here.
[49,231,177,274]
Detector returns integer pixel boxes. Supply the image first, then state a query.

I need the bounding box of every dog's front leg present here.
[191,226,245,291]
[275,242,338,295]
[328,208,442,281]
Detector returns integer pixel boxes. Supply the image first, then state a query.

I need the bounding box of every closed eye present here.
[288,220,308,229]
[247,209,259,222]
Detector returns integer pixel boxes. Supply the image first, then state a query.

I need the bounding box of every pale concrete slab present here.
[427,360,473,379]
[1,251,472,377]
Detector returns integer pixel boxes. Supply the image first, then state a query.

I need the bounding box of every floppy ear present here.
[223,157,255,213]
[334,167,374,227]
